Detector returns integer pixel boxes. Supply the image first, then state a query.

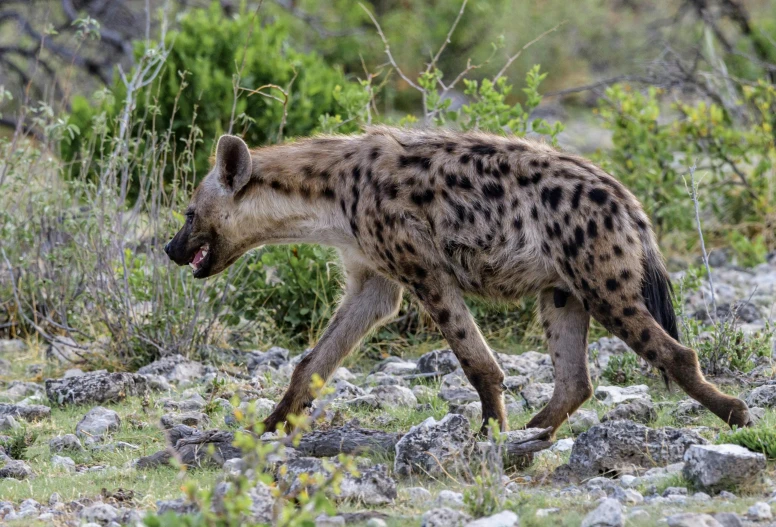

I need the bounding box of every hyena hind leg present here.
[263,268,402,433]
[525,288,592,435]
[595,308,751,428]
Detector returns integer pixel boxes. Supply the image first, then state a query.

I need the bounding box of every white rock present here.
[433,490,464,508]
[594,385,650,405]
[581,498,623,527]
[51,455,76,472]
[400,486,432,506]
[421,507,472,527]
[464,510,519,527]
[748,502,772,521]
[683,444,766,492]
[665,513,723,527]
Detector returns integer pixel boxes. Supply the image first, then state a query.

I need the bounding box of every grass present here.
[1,341,775,526]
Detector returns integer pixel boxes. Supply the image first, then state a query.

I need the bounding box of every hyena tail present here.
[641,235,679,388]
[641,237,679,342]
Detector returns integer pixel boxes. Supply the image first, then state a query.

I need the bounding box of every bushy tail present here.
[641,239,679,342]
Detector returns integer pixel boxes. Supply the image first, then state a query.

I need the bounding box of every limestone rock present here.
[394,414,475,477]
[682,444,766,493]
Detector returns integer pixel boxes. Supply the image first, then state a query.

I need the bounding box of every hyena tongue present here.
[191,247,207,266]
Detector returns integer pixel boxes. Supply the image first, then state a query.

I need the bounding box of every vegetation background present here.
[0,0,775,370]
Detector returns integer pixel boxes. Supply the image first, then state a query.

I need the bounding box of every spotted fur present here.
[166,127,751,434]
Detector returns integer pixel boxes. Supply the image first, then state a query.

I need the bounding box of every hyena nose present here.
[164,241,172,256]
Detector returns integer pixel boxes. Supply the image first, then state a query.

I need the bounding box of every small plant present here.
[463,420,507,518]
[5,426,38,460]
[719,426,776,459]
[602,352,641,385]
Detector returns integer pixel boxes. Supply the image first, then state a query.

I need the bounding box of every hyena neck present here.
[243,137,356,248]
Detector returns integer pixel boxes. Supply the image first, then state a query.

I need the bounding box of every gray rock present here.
[49,434,84,454]
[594,385,649,406]
[0,403,50,422]
[502,375,530,393]
[744,385,776,408]
[673,399,707,423]
[174,429,242,468]
[601,399,656,424]
[156,499,198,515]
[421,507,472,527]
[666,513,723,527]
[46,372,147,405]
[569,420,707,478]
[683,444,766,493]
[0,339,26,355]
[368,385,417,408]
[137,354,207,384]
[79,503,119,525]
[588,337,631,372]
[282,457,396,505]
[497,351,553,381]
[338,463,397,505]
[521,382,554,409]
[331,379,366,401]
[569,409,600,433]
[51,455,76,472]
[747,502,772,521]
[439,372,479,404]
[212,480,275,523]
[581,498,623,527]
[464,511,519,527]
[76,407,120,440]
[160,412,211,429]
[247,346,290,371]
[0,415,20,432]
[394,414,476,477]
[0,381,45,403]
[0,457,32,479]
[433,490,464,508]
[294,422,402,457]
[400,486,432,505]
[713,512,744,527]
[417,349,459,376]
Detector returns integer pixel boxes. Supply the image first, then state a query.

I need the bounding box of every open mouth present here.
[188,243,210,275]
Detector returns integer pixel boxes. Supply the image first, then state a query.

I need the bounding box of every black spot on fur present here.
[400,155,432,170]
[352,166,361,181]
[531,206,539,220]
[646,350,657,361]
[623,307,637,316]
[571,183,584,209]
[517,176,530,186]
[574,226,585,247]
[456,329,467,340]
[513,216,523,230]
[620,269,632,280]
[588,188,609,205]
[411,189,435,205]
[482,182,505,200]
[605,278,620,291]
[459,154,471,164]
[459,176,473,190]
[640,328,651,343]
[470,143,498,156]
[531,172,543,184]
[613,245,623,256]
[604,215,614,230]
[445,173,458,187]
[437,309,451,325]
[541,186,564,211]
[587,219,598,238]
[553,288,569,308]
[370,147,381,160]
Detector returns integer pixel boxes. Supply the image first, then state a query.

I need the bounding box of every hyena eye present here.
[185,211,194,224]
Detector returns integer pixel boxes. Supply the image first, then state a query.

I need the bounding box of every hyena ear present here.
[216,135,252,193]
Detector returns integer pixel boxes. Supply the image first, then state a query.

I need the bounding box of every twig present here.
[493,22,566,82]
[359,3,423,93]
[686,163,718,318]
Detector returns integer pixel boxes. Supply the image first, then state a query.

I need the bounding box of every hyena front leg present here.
[525,288,592,435]
[411,279,507,433]
[263,265,402,433]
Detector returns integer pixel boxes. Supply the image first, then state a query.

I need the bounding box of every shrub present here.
[64,2,363,184]
[719,426,776,459]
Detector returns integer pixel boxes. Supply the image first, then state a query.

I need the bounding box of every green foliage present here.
[719,426,776,459]
[64,2,362,181]
[602,352,640,385]
[5,426,38,460]
[595,82,776,245]
[224,246,343,346]
[727,232,768,267]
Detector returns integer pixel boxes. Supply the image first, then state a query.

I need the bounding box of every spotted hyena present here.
[165,127,751,434]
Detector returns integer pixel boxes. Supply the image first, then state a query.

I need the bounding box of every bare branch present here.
[493,22,566,82]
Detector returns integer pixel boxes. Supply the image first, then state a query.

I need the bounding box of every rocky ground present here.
[0,253,775,527]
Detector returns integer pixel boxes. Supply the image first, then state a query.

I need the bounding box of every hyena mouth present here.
[188,243,210,274]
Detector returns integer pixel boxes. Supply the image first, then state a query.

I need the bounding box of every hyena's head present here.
[165,135,255,279]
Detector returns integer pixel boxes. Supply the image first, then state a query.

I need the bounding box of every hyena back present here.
[165,126,751,434]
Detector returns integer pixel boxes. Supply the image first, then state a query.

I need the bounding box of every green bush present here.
[64,2,363,182]
[595,82,776,249]
[719,426,776,459]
